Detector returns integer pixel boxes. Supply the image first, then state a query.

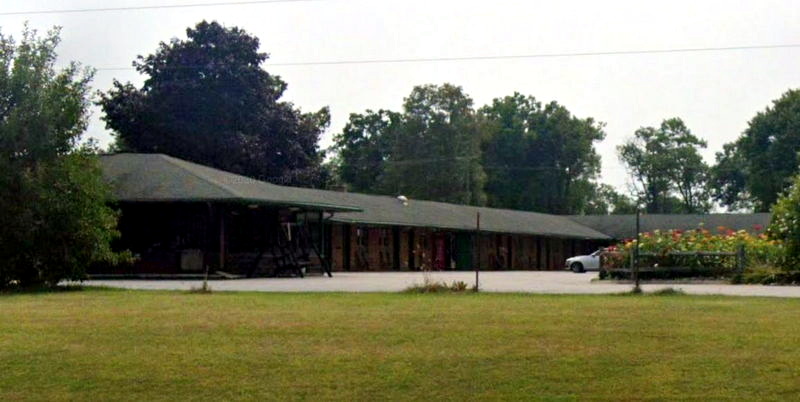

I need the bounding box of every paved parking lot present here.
[84,271,800,297]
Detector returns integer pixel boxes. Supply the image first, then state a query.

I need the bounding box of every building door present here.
[433,234,448,270]
[454,233,472,270]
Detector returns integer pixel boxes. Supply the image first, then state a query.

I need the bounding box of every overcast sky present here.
[2,0,799,192]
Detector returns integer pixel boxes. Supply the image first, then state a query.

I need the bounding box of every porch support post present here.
[507,236,513,270]
[343,224,352,271]
[408,229,416,270]
[475,212,481,291]
[392,226,401,271]
[219,205,226,270]
[318,211,325,258]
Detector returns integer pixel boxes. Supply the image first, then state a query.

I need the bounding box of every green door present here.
[455,233,473,270]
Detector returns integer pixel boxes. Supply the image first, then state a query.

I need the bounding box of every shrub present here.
[769,173,800,269]
[739,264,800,285]
[188,284,213,294]
[650,287,685,296]
[404,279,473,293]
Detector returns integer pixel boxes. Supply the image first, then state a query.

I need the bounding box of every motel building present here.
[95,153,770,278]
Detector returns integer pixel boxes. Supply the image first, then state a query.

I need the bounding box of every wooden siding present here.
[331,224,346,271]
[328,223,597,272]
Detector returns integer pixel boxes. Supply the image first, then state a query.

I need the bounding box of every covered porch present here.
[97,202,335,277]
[97,153,360,277]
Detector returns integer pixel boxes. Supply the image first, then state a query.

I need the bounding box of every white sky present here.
[2,0,799,192]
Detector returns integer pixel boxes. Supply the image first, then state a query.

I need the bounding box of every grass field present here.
[2,289,800,401]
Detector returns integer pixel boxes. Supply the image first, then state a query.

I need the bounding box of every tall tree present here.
[0,26,126,288]
[574,183,638,215]
[381,84,486,205]
[331,110,400,193]
[480,93,606,214]
[618,118,710,213]
[713,89,800,211]
[99,21,329,187]
[710,142,752,211]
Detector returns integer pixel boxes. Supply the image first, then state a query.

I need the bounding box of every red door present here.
[433,235,447,270]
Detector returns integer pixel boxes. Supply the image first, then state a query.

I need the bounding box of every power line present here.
[264,43,800,67]
[0,0,324,16]
[90,43,800,71]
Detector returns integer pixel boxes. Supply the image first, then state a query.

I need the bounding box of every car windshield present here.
[590,250,603,257]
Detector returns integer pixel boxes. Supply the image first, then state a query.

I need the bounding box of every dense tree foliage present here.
[480,93,605,214]
[335,88,800,214]
[0,26,126,289]
[99,21,329,187]
[710,142,752,211]
[712,89,800,211]
[333,84,486,204]
[332,89,608,213]
[331,110,400,193]
[383,84,486,205]
[618,118,710,213]
[578,184,638,215]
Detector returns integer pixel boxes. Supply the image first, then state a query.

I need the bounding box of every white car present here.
[565,249,603,273]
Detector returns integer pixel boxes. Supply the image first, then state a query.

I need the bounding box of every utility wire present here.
[89,43,800,71]
[263,43,800,67]
[0,0,324,16]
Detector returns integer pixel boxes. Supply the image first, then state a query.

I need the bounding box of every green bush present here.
[738,264,800,285]
[0,26,129,289]
[768,173,800,270]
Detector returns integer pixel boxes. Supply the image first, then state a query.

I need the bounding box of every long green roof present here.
[101,154,773,242]
[322,192,611,240]
[101,153,610,240]
[100,153,362,211]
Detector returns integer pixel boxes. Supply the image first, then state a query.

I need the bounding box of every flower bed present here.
[602,225,785,280]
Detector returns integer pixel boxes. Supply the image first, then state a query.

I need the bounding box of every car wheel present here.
[570,262,585,273]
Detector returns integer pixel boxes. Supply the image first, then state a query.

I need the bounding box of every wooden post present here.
[318,211,334,277]
[318,211,324,258]
[206,202,214,266]
[506,236,513,270]
[545,239,551,270]
[536,237,542,269]
[219,205,226,270]
[475,212,481,291]
[392,226,401,271]
[408,228,415,270]
[343,224,352,271]
[737,244,746,274]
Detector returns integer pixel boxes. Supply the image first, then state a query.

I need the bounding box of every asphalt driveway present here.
[83,271,800,297]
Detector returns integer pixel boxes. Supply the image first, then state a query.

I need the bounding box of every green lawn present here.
[2,290,800,401]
